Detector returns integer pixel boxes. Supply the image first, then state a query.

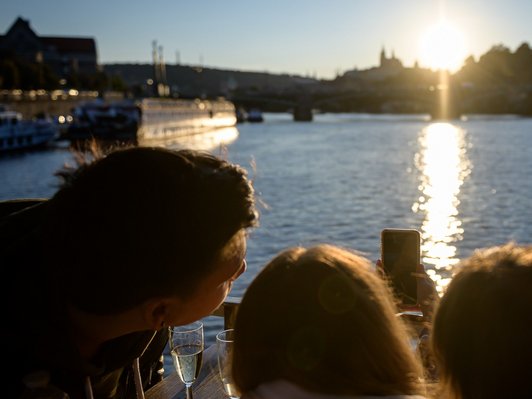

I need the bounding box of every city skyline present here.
[1,0,531,79]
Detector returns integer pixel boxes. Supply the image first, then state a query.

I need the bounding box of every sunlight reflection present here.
[413,123,470,293]
[138,126,239,153]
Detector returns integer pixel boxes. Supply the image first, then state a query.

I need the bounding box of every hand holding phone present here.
[380,228,420,306]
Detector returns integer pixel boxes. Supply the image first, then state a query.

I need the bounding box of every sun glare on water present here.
[419,20,468,72]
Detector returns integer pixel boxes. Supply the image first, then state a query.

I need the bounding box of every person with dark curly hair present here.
[1,146,258,399]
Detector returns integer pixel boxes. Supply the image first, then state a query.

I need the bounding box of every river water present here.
[1,112,531,345]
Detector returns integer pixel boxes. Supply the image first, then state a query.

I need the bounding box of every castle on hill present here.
[343,46,406,81]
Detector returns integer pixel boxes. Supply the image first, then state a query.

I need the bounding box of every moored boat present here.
[65,99,140,142]
[0,105,59,153]
[137,98,237,145]
[64,97,237,145]
[235,107,248,123]
[246,108,264,123]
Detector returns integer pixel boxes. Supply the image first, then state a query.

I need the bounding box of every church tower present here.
[380,46,387,67]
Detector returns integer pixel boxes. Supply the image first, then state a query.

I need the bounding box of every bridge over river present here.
[233,84,465,121]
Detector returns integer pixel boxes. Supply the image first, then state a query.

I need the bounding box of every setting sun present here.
[419,20,468,71]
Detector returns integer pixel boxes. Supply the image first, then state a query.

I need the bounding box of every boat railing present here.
[210,295,241,329]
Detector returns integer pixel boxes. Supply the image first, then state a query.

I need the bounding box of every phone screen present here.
[381,229,420,305]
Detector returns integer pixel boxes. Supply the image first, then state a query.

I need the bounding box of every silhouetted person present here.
[1,146,258,399]
[431,242,532,399]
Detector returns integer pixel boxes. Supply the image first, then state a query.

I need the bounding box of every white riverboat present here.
[0,105,59,153]
[65,97,237,145]
[138,98,236,144]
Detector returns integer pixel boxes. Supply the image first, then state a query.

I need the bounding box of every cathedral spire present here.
[380,46,386,66]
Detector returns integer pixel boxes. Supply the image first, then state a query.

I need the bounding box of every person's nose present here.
[236,259,247,279]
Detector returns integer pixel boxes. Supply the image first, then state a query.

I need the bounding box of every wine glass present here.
[168,321,204,399]
[216,329,240,399]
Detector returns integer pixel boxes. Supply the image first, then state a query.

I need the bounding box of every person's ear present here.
[142,297,183,330]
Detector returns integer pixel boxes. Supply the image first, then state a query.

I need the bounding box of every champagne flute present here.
[216,329,240,399]
[169,321,204,399]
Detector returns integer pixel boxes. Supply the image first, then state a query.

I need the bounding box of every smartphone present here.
[381,228,420,306]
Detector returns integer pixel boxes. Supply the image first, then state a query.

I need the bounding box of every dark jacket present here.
[1,199,168,399]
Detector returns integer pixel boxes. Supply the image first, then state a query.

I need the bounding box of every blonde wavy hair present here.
[233,244,425,396]
[432,242,532,399]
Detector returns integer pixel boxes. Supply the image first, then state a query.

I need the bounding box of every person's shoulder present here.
[1,198,47,251]
[357,396,427,399]
[0,198,47,219]
[244,380,428,399]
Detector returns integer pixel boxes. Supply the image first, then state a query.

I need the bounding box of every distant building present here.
[344,47,404,81]
[0,17,98,78]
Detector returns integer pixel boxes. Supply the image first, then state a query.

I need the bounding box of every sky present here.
[1,0,531,79]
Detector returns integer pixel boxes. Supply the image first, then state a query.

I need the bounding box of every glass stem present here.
[186,385,193,399]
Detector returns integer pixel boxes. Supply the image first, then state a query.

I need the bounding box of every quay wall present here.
[1,91,125,119]
[3,98,84,119]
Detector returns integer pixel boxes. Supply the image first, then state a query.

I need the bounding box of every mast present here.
[152,40,160,96]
